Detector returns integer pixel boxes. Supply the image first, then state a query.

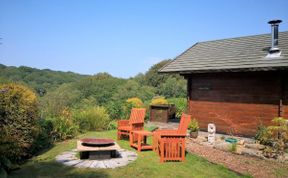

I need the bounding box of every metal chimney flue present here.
[268,20,282,51]
[266,19,282,58]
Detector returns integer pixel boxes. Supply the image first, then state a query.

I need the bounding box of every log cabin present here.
[159,20,288,136]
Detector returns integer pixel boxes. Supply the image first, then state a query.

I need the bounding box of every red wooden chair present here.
[117,108,146,140]
[153,113,191,162]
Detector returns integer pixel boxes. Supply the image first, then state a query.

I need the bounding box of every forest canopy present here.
[0,60,186,101]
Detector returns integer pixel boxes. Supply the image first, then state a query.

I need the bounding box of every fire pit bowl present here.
[80,138,115,146]
[80,138,115,147]
[78,138,120,160]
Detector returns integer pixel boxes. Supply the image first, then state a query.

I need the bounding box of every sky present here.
[0,0,288,78]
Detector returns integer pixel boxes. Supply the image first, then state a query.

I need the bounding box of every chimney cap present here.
[268,19,282,24]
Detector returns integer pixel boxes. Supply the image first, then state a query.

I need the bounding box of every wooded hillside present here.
[0,60,186,100]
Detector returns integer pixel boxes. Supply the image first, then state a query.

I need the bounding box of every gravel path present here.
[186,139,288,178]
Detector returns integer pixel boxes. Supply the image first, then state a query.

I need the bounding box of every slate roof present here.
[159,31,288,74]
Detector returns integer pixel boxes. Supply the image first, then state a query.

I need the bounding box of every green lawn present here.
[9,130,250,178]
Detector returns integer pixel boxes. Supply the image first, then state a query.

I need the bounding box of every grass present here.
[9,130,250,178]
[275,167,288,178]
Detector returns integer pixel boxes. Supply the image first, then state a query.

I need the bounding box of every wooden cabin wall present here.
[186,71,287,136]
[283,74,288,118]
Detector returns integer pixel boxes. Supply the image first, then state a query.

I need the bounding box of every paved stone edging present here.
[55,149,137,169]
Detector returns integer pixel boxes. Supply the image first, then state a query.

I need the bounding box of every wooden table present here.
[130,130,153,152]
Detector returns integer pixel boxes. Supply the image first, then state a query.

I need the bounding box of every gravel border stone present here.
[186,138,288,178]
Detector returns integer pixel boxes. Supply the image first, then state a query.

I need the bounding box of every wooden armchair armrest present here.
[131,122,144,130]
[159,133,187,137]
[118,120,129,127]
[153,129,177,134]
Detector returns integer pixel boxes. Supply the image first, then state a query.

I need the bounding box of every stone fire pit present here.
[77,138,120,160]
[56,138,138,169]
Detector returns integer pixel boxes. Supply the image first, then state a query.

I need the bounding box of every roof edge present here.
[197,31,288,44]
[172,66,288,75]
[158,42,199,73]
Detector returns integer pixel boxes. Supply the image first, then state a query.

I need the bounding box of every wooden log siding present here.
[283,73,288,118]
[185,71,288,136]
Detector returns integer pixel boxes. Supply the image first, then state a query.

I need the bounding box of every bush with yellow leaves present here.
[150,96,168,105]
[126,97,144,108]
[0,83,39,163]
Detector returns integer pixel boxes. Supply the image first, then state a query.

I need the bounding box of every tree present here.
[133,73,145,84]
[158,77,186,98]
[144,60,172,87]
[0,64,86,96]
[0,76,11,84]
[40,83,81,117]
[112,80,155,102]
[74,74,126,105]
[139,59,187,98]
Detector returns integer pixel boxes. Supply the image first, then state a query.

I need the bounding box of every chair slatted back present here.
[129,108,146,125]
[177,113,191,134]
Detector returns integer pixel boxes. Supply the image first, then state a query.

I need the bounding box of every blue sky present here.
[0,0,288,78]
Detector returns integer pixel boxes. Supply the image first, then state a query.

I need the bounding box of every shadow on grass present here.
[33,143,56,157]
[8,161,109,178]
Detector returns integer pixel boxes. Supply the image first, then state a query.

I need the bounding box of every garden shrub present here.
[73,106,110,131]
[168,98,187,118]
[0,155,15,177]
[120,98,145,120]
[47,108,78,141]
[229,143,237,153]
[0,84,39,163]
[0,83,40,176]
[122,102,133,120]
[255,117,288,158]
[150,96,168,105]
[105,101,125,119]
[188,118,199,132]
[126,97,143,108]
[30,118,54,153]
[255,124,272,146]
[144,106,150,121]
[263,146,278,158]
[267,117,288,154]
[107,120,118,130]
